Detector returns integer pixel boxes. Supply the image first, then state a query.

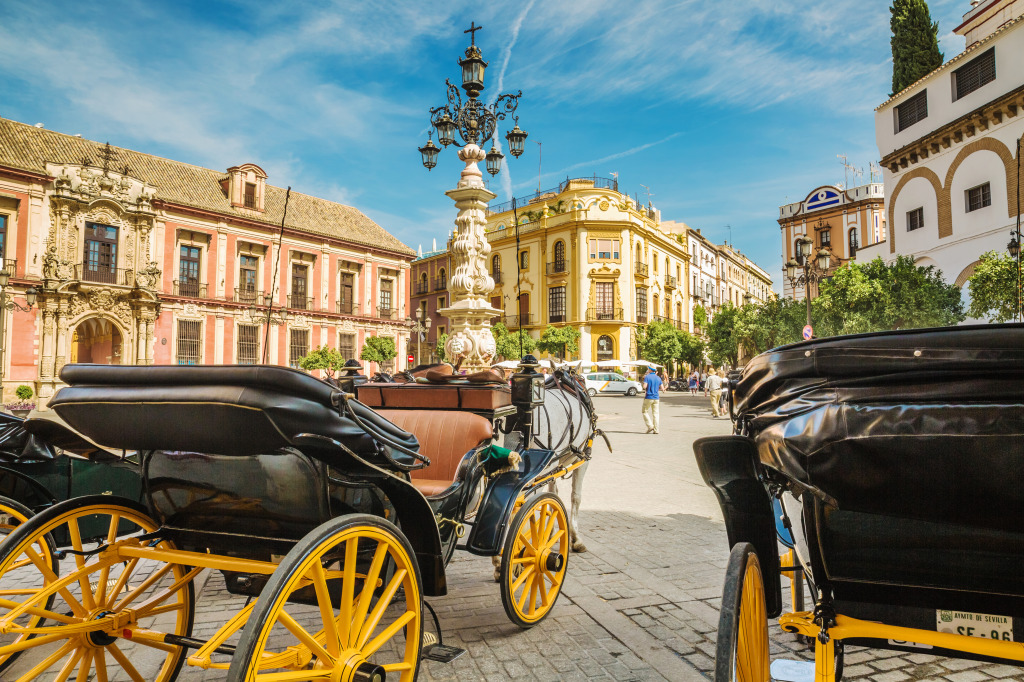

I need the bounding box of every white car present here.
[584,372,644,397]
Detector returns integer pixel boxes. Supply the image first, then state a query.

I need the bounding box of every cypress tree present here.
[890,0,944,95]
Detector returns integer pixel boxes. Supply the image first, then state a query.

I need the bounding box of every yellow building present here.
[481,177,691,364]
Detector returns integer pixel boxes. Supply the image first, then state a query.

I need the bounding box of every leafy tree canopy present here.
[297,346,346,377]
[636,320,682,367]
[536,325,580,358]
[734,298,806,355]
[813,256,965,335]
[967,251,1020,323]
[706,303,741,367]
[491,322,536,360]
[435,332,451,364]
[890,0,943,94]
[692,304,709,331]
[675,329,707,368]
[359,336,397,363]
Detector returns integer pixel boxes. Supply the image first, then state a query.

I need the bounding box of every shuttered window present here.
[954,48,995,101]
[907,207,924,232]
[339,333,356,360]
[176,320,202,365]
[548,286,566,323]
[894,90,928,132]
[237,324,260,364]
[966,183,991,212]
[289,329,309,368]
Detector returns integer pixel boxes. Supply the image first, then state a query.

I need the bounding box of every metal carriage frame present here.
[0,363,592,680]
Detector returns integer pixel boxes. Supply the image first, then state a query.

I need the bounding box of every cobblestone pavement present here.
[4,392,1023,680]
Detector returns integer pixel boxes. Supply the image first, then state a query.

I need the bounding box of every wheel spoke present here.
[309,561,340,657]
[14,640,75,682]
[542,529,566,553]
[537,569,549,607]
[21,543,86,617]
[510,565,534,594]
[351,541,389,649]
[113,561,175,611]
[107,642,146,682]
[338,537,357,648]
[66,517,98,613]
[277,609,334,664]
[356,568,407,650]
[94,648,109,682]
[94,513,121,605]
[362,610,415,657]
[0,596,77,624]
[132,566,200,618]
[75,650,92,682]
[253,671,333,681]
[382,661,414,671]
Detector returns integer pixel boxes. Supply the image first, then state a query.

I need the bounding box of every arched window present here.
[635,243,642,264]
[664,257,669,274]
[492,254,501,276]
[437,268,446,289]
[676,303,682,324]
[420,272,427,292]
[596,334,614,361]
[520,251,529,270]
[653,293,660,319]
[553,240,566,270]
[849,228,859,252]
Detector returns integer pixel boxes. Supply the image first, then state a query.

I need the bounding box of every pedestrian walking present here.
[688,370,699,395]
[719,372,730,415]
[706,369,725,418]
[701,371,709,396]
[641,366,663,434]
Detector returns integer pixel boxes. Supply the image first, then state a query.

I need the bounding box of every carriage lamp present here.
[435,114,458,147]
[511,354,546,408]
[485,144,504,176]
[1009,235,1020,259]
[459,43,487,98]
[505,125,528,158]
[419,134,440,170]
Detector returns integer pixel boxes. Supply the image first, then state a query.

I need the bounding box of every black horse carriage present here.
[0,360,596,680]
[695,324,1024,681]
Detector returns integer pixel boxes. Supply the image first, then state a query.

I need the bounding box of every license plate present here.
[937,610,1013,641]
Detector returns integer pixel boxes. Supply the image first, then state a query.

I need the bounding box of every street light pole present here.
[0,269,38,399]
[411,308,431,365]
[785,235,840,331]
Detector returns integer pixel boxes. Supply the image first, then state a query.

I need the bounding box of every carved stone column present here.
[54,307,69,376]
[40,309,55,380]
[437,144,502,372]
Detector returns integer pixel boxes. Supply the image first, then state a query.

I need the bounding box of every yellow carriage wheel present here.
[715,542,770,682]
[499,492,569,628]
[226,514,422,682]
[0,494,58,676]
[0,495,194,682]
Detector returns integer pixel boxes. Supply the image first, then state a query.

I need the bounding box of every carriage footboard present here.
[693,435,782,617]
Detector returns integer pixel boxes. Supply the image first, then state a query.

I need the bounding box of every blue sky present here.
[0,0,972,290]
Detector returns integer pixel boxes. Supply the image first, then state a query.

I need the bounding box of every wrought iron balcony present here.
[414,280,430,294]
[636,312,648,324]
[504,313,532,327]
[546,261,568,275]
[586,308,622,321]
[77,263,135,286]
[635,263,648,277]
[377,306,398,320]
[653,315,684,329]
[549,313,566,323]
[234,287,265,305]
[433,277,447,291]
[288,294,314,310]
[665,275,678,289]
[173,280,208,298]
[337,299,355,315]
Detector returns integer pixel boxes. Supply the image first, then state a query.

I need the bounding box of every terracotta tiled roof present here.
[0,117,414,256]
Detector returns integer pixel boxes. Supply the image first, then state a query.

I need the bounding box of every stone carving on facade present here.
[181,303,201,318]
[292,314,310,329]
[66,291,134,327]
[340,319,356,333]
[135,261,162,289]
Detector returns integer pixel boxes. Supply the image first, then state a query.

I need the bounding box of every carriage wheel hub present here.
[545,550,564,572]
[86,611,119,647]
[334,650,385,682]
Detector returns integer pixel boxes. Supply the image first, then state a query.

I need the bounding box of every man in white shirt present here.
[706,369,724,418]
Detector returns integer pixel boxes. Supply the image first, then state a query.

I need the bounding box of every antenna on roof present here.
[640,184,654,208]
[837,154,856,190]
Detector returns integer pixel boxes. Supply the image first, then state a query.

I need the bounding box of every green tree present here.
[692,304,709,333]
[15,385,33,401]
[706,303,741,367]
[435,332,450,363]
[813,256,965,335]
[297,346,346,378]
[967,251,1020,322]
[491,322,536,360]
[675,329,707,368]
[890,0,943,95]
[536,325,580,359]
[635,320,681,367]
[359,336,397,364]
[734,298,805,355]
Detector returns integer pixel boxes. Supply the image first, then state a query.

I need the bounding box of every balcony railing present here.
[665,275,678,289]
[77,263,135,286]
[1,259,16,278]
[337,300,355,315]
[491,271,502,284]
[487,175,619,215]
[635,263,648,277]
[433,278,447,291]
[173,280,208,298]
[234,287,265,305]
[653,315,684,329]
[288,294,314,310]
[549,313,566,323]
[504,314,532,327]
[637,312,648,324]
[377,307,398,320]
[546,261,568,275]
[586,308,622,321]
[414,280,430,294]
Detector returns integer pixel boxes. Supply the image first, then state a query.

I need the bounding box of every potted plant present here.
[6,385,35,418]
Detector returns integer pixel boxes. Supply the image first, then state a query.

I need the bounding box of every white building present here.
[686,228,721,332]
[860,1,1024,294]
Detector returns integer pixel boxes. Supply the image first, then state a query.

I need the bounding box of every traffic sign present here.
[407,354,415,363]
[803,325,813,340]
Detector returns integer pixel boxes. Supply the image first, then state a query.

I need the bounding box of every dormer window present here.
[225,163,268,212]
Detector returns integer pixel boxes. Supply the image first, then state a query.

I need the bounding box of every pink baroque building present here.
[0,117,413,405]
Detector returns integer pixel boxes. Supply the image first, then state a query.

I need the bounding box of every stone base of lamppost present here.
[438,301,503,372]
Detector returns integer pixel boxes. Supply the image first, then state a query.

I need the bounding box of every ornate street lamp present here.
[418,23,529,371]
[1009,235,1020,259]
[786,242,847,330]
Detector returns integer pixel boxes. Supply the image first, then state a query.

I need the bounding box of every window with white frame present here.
[237,324,260,364]
[289,328,309,368]
[907,207,924,232]
[176,320,202,365]
[965,183,991,212]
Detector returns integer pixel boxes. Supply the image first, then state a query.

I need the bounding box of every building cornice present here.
[882,84,1024,173]
[0,163,52,184]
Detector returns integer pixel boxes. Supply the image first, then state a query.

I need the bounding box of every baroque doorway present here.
[70,317,123,364]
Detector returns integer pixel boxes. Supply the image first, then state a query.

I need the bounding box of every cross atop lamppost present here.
[417,24,529,371]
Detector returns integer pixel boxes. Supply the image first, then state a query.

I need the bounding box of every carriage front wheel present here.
[499,492,569,628]
[715,542,770,682]
[227,514,423,682]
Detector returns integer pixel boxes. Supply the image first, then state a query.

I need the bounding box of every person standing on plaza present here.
[688,370,699,395]
[706,369,724,418]
[701,370,709,396]
[641,366,663,434]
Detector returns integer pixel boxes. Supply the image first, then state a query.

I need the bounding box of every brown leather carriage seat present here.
[377,409,493,497]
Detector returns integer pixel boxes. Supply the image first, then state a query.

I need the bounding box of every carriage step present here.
[423,643,466,663]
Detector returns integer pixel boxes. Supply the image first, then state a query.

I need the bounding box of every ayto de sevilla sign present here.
[803,325,813,340]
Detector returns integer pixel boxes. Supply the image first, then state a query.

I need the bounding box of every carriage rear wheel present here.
[499,492,569,628]
[227,514,422,682]
[715,542,770,682]
[0,495,57,676]
[0,495,194,682]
